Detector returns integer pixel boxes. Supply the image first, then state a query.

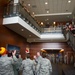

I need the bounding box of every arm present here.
[19,60,24,71]
[11,50,18,64]
[49,60,52,73]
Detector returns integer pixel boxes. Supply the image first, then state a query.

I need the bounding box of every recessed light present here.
[41,22,44,25]
[47,11,49,13]
[47,19,49,20]
[28,4,31,6]
[53,22,56,25]
[68,0,71,3]
[29,35,31,37]
[21,29,24,31]
[32,12,34,14]
[45,2,48,5]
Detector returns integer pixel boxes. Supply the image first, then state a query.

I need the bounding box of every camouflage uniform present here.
[39,58,52,75]
[20,58,34,75]
[13,58,22,75]
[33,59,37,75]
[35,56,42,75]
[37,56,42,63]
[0,55,17,75]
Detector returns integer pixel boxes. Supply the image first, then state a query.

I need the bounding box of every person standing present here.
[39,52,52,75]
[33,55,38,75]
[20,53,34,75]
[64,54,67,64]
[13,54,22,75]
[0,47,17,75]
[36,52,42,75]
[36,52,42,62]
[18,54,23,75]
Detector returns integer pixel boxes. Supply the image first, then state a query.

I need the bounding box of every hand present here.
[12,50,16,56]
[34,55,36,59]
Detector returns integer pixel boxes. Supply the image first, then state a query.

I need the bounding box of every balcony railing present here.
[3,3,63,34]
[43,27,62,33]
[62,27,75,51]
[3,3,41,33]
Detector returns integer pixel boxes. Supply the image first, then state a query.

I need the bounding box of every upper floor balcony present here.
[3,2,65,42]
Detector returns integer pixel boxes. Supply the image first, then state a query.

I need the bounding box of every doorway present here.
[41,48,64,64]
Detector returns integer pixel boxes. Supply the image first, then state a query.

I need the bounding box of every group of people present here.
[0,47,52,75]
[0,47,22,75]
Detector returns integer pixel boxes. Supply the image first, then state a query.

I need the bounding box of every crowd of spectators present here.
[63,23,75,36]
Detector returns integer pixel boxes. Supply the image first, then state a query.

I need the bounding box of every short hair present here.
[26,53,30,58]
[8,52,12,57]
[41,52,47,58]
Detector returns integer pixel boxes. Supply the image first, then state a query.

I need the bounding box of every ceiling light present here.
[53,22,56,25]
[32,12,34,14]
[21,29,24,31]
[47,19,49,20]
[28,4,31,6]
[29,35,31,37]
[41,22,44,25]
[60,49,64,52]
[68,0,71,3]
[47,11,49,13]
[45,2,48,5]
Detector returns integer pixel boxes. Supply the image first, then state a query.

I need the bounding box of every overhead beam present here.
[34,12,72,16]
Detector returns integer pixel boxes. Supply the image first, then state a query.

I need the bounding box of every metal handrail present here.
[3,3,41,33]
[62,28,75,51]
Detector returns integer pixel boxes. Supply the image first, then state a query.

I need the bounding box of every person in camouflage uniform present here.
[13,54,22,75]
[20,53,34,75]
[33,55,38,75]
[39,52,52,75]
[0,47,18,75]
[35,52,42,75]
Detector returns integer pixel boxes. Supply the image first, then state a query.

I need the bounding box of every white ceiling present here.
[20,0,75,26]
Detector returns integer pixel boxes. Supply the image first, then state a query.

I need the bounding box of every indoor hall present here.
[0,0,75,75]
[45,49,75,75]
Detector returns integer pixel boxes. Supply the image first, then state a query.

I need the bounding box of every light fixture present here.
[60,49,64,52]
[47,11,49,13]
[21,29,24,31]
[29,35,31,37]
[41,49,46,52]
[45,2,48,5]
[53,22,56,25]
[68,0,71,3]
[28,4,31,6]
[47,19,49,20]
[32,12,35,15]
[41,22,44,25]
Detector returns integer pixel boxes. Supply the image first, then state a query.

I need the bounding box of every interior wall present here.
[30,42,74,64]
[0,7,28,59]
[0,6,75,64]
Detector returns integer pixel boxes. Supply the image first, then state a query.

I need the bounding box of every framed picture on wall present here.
[6,44,20,54]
